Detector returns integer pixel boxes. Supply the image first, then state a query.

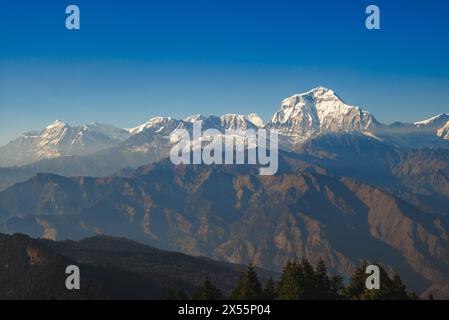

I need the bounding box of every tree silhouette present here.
[193,278,223,300]
[344,261,416,300]
[231,264,264,300]
[263,277,277,300]
[277,261,300,299]
[278,259,344,299]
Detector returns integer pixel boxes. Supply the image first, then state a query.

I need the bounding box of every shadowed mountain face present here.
[1,135,449,297]
[0,233,273,299]
[0,233,166,299]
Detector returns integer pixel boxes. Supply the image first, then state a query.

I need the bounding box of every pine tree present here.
[343,261,370,299]
[278,259,343,300]
[231,264,264,300]
[263,277,277,300]
[344,261,415,300]
[329,274,344,299]
[193,278,223,300]
[277,261,301,300]
[313,260,330,299]
[299,259,316,299]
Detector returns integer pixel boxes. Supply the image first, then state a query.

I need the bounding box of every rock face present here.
[0,121,131,166]
[267,87,378,140]
[1,140,449,297]
[437,120,449,140]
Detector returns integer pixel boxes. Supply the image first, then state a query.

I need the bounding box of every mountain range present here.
[0,87,448,191]
[1,87,449,298]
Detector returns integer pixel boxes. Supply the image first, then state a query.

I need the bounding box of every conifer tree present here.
[343,261,370,299]
[193,278,223,300]
[231,264,264,300]
[278,259,344,300]
[277,261,301,300]
[344,261,415,300]
[263,277,278,300]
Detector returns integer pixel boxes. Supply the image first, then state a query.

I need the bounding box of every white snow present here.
[268,86,376,140]
[245,113,264,128]
[126,117,173,134]
[414,114,449,127]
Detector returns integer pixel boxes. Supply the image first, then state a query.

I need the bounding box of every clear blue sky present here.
[1,0,449,145]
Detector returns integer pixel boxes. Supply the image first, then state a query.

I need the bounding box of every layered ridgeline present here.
[0,233,274,299]
[1,87,449,298]
[0,87,448,191]
[1,142,449,298]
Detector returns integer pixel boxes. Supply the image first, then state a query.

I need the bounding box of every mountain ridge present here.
[1,141,449,297]
[1,87,448,170]
[0,233,274,299]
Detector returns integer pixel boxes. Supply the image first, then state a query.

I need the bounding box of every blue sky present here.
[1,0,449,145]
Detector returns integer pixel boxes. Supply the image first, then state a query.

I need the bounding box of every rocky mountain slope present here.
[267,87,379,140]
[1,140,449,297]
[0,233,273,299]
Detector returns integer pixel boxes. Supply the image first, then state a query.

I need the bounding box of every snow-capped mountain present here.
[1,87,448,170]
[123,113,261,154]
[0,121,131,166]
[371,113,449,148]
[267,87,378,142]
[128,113,262,136]
[414,113,449,129]
[219,113,259,130]
[245,113,264,128]
[126,117,185,135]
[183,113,262,130]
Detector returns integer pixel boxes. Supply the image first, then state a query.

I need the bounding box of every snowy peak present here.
[126,112,262,150]
[183,113,261,130]
[268,87,377,139]
[245,113,264,128]
[127,117,178,135]
[45,120,68,130]
[1,87,448,167]
[0,121,131,166]
[38,121,130,148]
[414,114,449,128]
[81,123,131,141]
[39,120,72,147]
[219,113,258,130]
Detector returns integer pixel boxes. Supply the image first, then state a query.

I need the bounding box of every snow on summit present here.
[414,113,449,127]
[267,86,378,139]
[1,86,448,167]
